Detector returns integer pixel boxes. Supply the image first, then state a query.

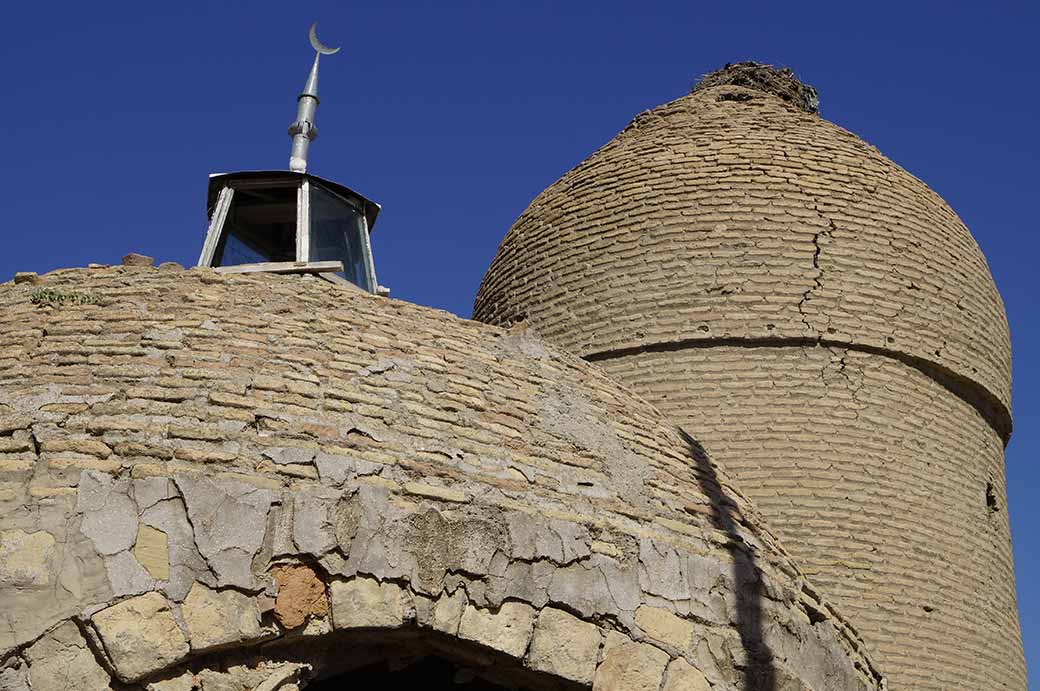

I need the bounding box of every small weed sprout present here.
[30,288,99,307]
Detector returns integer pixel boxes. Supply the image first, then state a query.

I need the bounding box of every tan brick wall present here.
[473,83,1023,689]
[597,346,1024,690]
[474,84,1012,427]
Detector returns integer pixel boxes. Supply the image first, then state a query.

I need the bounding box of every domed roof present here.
[0,265,881,689]
[474,64,1011,439]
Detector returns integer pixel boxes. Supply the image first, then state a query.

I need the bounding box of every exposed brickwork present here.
[473,82,1023,689]
[597,346,1024,690]
[473,84,1012,428]
[0,266,881,690]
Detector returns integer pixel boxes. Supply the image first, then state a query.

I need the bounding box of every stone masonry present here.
[0,266,883,689]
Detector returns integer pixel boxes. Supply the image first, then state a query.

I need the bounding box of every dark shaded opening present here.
[306,655,528,690]
[986,482,1000,512]
[717,91,754,103]
[214,185,297,266]
[186,629,589,691]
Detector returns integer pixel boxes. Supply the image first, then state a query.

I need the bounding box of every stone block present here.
[12,272,38,285]
[402,482,469,503]
[458,602,536,658]
[25,621,111,691]
[593,639,669,691]
[0,663,29,691]
[146,673,195,691]
[635,605,696,652]
[134,524,169,581]
[182,582,262,651]
[40,438,112,458]
[528,607,601,684]
[270,563,329,629]
[77,472,138,557]
[122,253,155,267]
[330,577,406,629]
[431,589,467,635]
[91,592,189,682]
[0,530,55,587]
[662,657,711,691]
[173,474,274,588]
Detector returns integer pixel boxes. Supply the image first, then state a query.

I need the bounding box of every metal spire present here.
[288,22,340,173]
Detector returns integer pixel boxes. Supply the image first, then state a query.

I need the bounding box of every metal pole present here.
[288,23,339,173]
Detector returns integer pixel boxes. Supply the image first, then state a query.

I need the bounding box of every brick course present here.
[474,79,1023,689]
[0,266,881,690]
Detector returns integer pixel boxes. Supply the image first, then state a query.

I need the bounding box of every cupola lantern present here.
[196,22,385,295]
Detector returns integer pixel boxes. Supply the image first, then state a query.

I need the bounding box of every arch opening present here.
[308,654,528,690]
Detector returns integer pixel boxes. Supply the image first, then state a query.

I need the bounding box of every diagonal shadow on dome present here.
[681,429,776,691]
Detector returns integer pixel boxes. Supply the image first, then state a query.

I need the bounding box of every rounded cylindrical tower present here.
[474,63,1023,689]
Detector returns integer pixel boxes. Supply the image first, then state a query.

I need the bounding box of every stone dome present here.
[473,65,1023,690]
[0,266,881,690]
[474,65,1011,438]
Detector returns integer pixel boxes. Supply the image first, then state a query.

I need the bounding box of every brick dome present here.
[0,266,881,690]
[474,66,1011,435]
[474,65,1023,690]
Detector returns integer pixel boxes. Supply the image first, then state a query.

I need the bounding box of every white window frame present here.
[307,182,379,293]
[197,176,378,294]
[196,186,234,267]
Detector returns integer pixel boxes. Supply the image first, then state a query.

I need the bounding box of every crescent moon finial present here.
[309,22,340,56]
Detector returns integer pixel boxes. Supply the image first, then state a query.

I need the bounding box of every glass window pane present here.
[310,184,373,291]
[213,185,297,266]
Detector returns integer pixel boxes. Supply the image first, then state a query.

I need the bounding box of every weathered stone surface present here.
[593,638,669,691]
[292,488,338,557]
[12,272,38,285]
[330,578,406,629]
[635,605,695,652]
[527,607,601,684]
[431,589,467,635]
[40,439,112,458]
[91,592,189,682]
[24,621,111,691]
[182,582,262,651]
[0,530,55,587]
[134,524,169,581]
[173,475,273,588]
[122,253,154,267]
[507,515,590,564]
[0,664,29,691]
[0,267,886,690]
[270,563,328,629]
[547,557,641,618]
[402,482,469,504]
[252,665,309,691]
[194,662,309,691]
[138,493,208,601]
[103,549,155,597]
[77,472,138,557]
[0,503,113,657]
[662,657,711,691]
[458,602,536,658]
[145,673,194,691]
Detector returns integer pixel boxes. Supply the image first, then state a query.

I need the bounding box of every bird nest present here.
[692,62,819,114]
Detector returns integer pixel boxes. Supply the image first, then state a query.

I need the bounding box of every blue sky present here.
[2,0,1037,682]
